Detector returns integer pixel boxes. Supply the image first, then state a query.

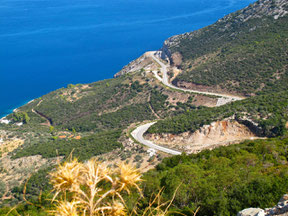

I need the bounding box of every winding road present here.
[131,122,182,155]
[131,51,244,155]
[149,51,244,104]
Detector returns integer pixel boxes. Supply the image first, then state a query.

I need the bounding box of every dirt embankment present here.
[145,120,260,154]
[170,52,183,67]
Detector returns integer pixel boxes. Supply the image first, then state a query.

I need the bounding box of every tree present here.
[23,112,30,124]
[49,126,54,133]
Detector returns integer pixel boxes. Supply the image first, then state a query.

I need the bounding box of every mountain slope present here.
[1,0,288,213]
[147,89,288,138]
[161,0,288,96]
[10,71,215,133]
[141,137,288,215]
[1,58,218,163]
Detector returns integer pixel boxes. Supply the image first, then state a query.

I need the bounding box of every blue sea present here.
[0,0,255,118]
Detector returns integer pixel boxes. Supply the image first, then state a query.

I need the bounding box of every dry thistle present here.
[73,159,115,215]
[51,201,79,216]
[48,158,185,216]
[112,201,126,216]
[107,201,126,216]
[49,159,82,200]
[79,159,113,186]
[117,162,142,194]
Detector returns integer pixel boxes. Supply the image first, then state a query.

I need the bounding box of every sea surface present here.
[0,0,255,118]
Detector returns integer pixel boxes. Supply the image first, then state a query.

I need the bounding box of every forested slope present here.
[163,0,288,95]
[9,73,202,133]
[147,90,288,137]
[141,137,288,215]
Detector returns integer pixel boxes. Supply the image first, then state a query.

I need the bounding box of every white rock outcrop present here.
[238,194,288,216]
[237,208,264,216]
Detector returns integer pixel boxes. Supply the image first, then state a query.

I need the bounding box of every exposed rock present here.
[114,52,158,77]
[237,116,264,137]
[237,208,264,216]
[265,194,288,215]
[114,54,146,77]
[239,194,288,216]
[145,120,260,154]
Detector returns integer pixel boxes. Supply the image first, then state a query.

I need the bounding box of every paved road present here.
[131,51,245,155]
[131,122,182,155]
[149,52,244,104]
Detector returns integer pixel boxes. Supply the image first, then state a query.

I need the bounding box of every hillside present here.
[8,65,215,132]
[161,0,288,96]
[0,0,288,214]
[0,56,216,206]
[141,136,288,215]
[147,90,288,138]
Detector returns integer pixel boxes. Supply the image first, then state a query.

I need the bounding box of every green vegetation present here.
[149,90,168,114]
[0,73,201,210]
[5,137,288,215]
[12,130,122,161]
[4,130,123,211]
[148,90,288,137]
[0,167,53,215]
[0,206,48,216]
[12,77,158,132]
[141,137,288,215]
[62,103,154,132]
[171,13,288,95]
[7,74,197,133]
[0,181,5,198]
[1,1,288,215]
[11,112,30,124]
[11,167,53,207]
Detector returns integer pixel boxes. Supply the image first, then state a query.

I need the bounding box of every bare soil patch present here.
[171,52,183,66]
[145,120,260,154]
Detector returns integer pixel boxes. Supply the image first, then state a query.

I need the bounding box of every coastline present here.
[0,99,35,119]
[0,0,256,124]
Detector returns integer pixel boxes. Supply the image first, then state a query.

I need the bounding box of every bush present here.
[141,137,288,215]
